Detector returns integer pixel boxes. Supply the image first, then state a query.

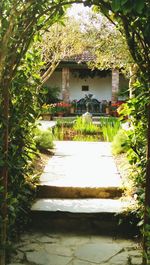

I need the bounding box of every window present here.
[82,85,89,91]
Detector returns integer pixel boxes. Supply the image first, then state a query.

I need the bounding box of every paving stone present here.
[131,256,142,265]
[68,260,95,265]
[108,251,130,264]
[75,242,123,263]
[45,253,72,265]
[10,251,25,262]
[26,250,72,265]
[10,233,142,265]
[44,244,73,256]
[7,263,26,265]
[61,236,89,246]
[128,250,142,256]
[21,233,35,241]
[35,235,60,243]
[19,243,42,252]
[26,250,49,264]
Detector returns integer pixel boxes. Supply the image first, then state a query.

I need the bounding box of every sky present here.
[67,3,103,30]
[67,4,92,19]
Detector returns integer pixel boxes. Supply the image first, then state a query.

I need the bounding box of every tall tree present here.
[39,18,85,86]
[69,5,132,72]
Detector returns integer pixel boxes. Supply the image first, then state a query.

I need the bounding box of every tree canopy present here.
[39,18,85,85]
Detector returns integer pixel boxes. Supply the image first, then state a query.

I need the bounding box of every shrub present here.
[56,118,74,128]
[112,129,130,155]
[100,117,121,142]
[73,135,100,141]
[53,126,64,140]
[73,116,100,134]
[39,85,60,105]
[34,128,54,152]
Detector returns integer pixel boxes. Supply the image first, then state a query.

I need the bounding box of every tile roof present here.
[62,51,95,63]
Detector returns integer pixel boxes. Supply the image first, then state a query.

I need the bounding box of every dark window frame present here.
[82,85,89,91]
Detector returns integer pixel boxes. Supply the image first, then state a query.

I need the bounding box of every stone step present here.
[30,198,137,235]
[31,198,129,213]
[37,185,123,199]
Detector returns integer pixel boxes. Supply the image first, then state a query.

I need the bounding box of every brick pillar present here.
[112,69,119,103]
[62,67,70,103]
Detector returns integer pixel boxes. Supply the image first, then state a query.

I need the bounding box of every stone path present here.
[38,120,56,130]
[32,140,131,213]
[8,232,142,265]
[9,139,141,265]
[40,141,122,188]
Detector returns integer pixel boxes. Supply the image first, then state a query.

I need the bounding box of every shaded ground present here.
[8,232,142,265]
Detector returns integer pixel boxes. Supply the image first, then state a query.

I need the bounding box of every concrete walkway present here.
[40,141,122,188]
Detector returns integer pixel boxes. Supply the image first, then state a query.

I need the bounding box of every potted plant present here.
[70,100,77,114]
[111,101,125,117]
[41,103,56,120]
[55,102,71,117]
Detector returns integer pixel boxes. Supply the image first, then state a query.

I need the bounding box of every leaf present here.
[111,0,121,12]
[134,0,145,14]
[120,0,128,5]
[122,2,133,14]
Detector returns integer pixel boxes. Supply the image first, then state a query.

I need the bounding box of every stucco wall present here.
[46,70,128,101]
[69,72,112,101]
[46,71,62,91]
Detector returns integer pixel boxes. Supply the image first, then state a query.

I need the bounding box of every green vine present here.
[0,42,42,247]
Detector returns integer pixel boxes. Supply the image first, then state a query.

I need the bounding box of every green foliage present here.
[53,117,102,141]
[39,18,86,85]
[73,116,100,134]
[73,135,100,141]
[100,117,121,142]
[111,129,130,155]
[0,3,69,256]
[0,42,42,244]
[56,118,74,128]
[0,0,149,263]
[53,126,64,141]
[34,128,54,152]
[111,0,145,14]
[117,77,150,260]
[94,0,150,79]
[39,86,60,105]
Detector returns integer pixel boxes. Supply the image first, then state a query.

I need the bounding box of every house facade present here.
[46,54,128,113]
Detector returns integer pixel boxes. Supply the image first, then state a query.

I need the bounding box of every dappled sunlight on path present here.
[40,141,122,188]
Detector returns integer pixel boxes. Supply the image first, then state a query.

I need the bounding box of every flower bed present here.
[111,101,125,116]
[41,102,71,118]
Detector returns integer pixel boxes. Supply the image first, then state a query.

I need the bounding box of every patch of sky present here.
[67,3,103,31]
[67,3,115,32]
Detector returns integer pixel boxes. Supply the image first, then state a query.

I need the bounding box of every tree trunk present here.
[143,104,150,265]
[0,82,9,265]
[111,68,119,103]
[129,64,138,98]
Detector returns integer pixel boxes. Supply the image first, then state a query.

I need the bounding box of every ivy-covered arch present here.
[0,1,149,264]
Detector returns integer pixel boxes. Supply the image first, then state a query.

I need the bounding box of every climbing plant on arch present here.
[0,1,80,264]
[0,0,149,264]
[87,1,150,264]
